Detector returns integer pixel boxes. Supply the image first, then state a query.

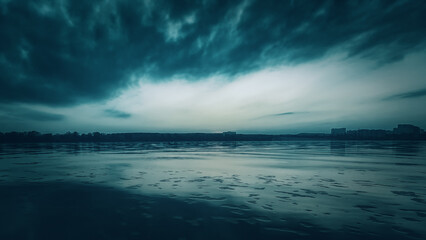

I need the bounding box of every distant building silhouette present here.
[331,128,346,136]
[393,124,422,135]
[350,129,390,139]
[332,124,424,140]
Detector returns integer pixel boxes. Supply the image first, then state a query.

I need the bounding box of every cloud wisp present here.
[383,88,426,101]
[0,105,65,122]
[104,109,131,119]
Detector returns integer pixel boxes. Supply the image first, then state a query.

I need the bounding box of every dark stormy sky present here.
[1,0,426,133]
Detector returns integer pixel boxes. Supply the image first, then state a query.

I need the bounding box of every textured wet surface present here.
[0,141,425,239]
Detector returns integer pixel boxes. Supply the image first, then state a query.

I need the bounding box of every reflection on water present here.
[330,141,346,155]
[0,141,425,239]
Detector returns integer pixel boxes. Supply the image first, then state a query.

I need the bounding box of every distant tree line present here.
[0,131,272,143]
[0,130,425,143]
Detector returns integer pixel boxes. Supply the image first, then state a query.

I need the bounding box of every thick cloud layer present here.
[1,0,426,106]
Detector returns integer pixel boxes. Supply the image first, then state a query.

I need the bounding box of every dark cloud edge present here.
[383,88,426,101]
[1,0,426,106]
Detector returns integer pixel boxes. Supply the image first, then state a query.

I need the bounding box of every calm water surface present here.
[0,141,425,239]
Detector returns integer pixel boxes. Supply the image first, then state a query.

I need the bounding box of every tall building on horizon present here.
[331,128,346,136]
[393,124,423,135]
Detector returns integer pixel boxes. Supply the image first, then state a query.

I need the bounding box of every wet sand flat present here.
[0,141,425,239]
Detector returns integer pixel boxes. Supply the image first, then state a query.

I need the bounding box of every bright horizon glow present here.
[2,51,425,134]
